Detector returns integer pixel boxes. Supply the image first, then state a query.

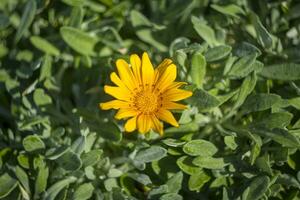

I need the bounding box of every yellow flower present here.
[100,52,192,135]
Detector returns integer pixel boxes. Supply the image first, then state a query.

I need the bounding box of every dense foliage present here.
[1,0,300,199]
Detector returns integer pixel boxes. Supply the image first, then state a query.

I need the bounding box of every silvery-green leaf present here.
[204,45,232,62]
[23,135,45,152]
[60,26,98,56]
[191,16,218,47]
[176,156,202,175]
[244,176,270,200]
[0,173,18,198]
[193,157,228,169]
[188,170,211,191]
[44,177,77,200]
[259,63,300,81]
[183,139,218,156]
[73,183,94,200]
[211,4,245,18]
[190,51,206,88]
[30,36,60,56]
[135,146,167,163]
[15,0,36,43]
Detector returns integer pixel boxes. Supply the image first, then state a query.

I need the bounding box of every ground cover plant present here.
[0,0,300,199]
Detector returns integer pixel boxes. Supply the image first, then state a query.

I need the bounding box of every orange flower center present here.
[134,90,161,114]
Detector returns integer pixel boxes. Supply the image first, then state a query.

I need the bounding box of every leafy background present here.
[0,0,300,199]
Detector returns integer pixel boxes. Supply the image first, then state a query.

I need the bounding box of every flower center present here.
[134,90,161,114]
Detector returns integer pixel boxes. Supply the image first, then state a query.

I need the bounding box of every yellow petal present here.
[137,114,152,133]
[153,59,172,84]
[125,116,137,132]
[141,52,154,87]
[110,72,126,88]
[104,86,131,101]
[150,115,163,135]
[165,82,187,90]
[130,54,142,85]
[116,59,137,90]
[99,100,130,110]
[163,88,193,101]
[157,109,179,127]
[155,63,177,92]
[156,58,173,74]
[115,108,138,119]
[162,102,187,110]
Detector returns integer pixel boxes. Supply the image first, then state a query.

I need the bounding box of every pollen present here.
[134,90,161,114]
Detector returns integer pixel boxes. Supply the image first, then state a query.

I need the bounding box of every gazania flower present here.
[100,52,192,135]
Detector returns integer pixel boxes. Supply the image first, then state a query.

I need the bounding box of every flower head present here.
[100,52,192,135]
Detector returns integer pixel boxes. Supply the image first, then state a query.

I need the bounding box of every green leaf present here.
[177,156,202,175]
[15,166,30,196]
[81,149,103,167]
[98,122,122,142]
[166,171,183,193]
[277,174,300,189]
[233,72,257,110]
[39,55,52,81]
[23,135,45,152]
[190,51,206,88]
[228,53,257,79]
[44,177,77,200]
[255,154,272,175]
[69,7,84,27]
[46,146,69,160]
[62,0,84,7]
[135,146,167,163]
[233,42,261,57]
[241,93,281,114]
[34,166,49,198]
[259,63,300,81]
[251,112,293,129]
[162,138,186,147]
[73,183,94,200]
[0,13,9,29]
[56,150,82,171]
[289,97,300,110]
[60,26,98,56]
[130,10,167,51]
[15,0,37,43]
[148,185,168,198]
[165,122,199,135]
[108,168,123,178]
[187,89,220,111]
[251,127,300,148]
[188,170,211,191]
[0,173,18,198]
[175,50,187,68]
[104,178,118,191]
[204,45,232,62]
[160,193,183,200]
[30,36,60,56]
[183,139,218,156]
[193,157,227,169]
[191,16,218,47]
[127,173,152,185]
[249,12,273,49]
[244,176,270,200]
[71,136,86,155]
[224,136,237,150]
[33,88,52,106]
[211,4,245,18]
[17,154,30,169]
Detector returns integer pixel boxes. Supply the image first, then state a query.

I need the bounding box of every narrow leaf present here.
[190,51,206,88]
[15,0,36,43]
